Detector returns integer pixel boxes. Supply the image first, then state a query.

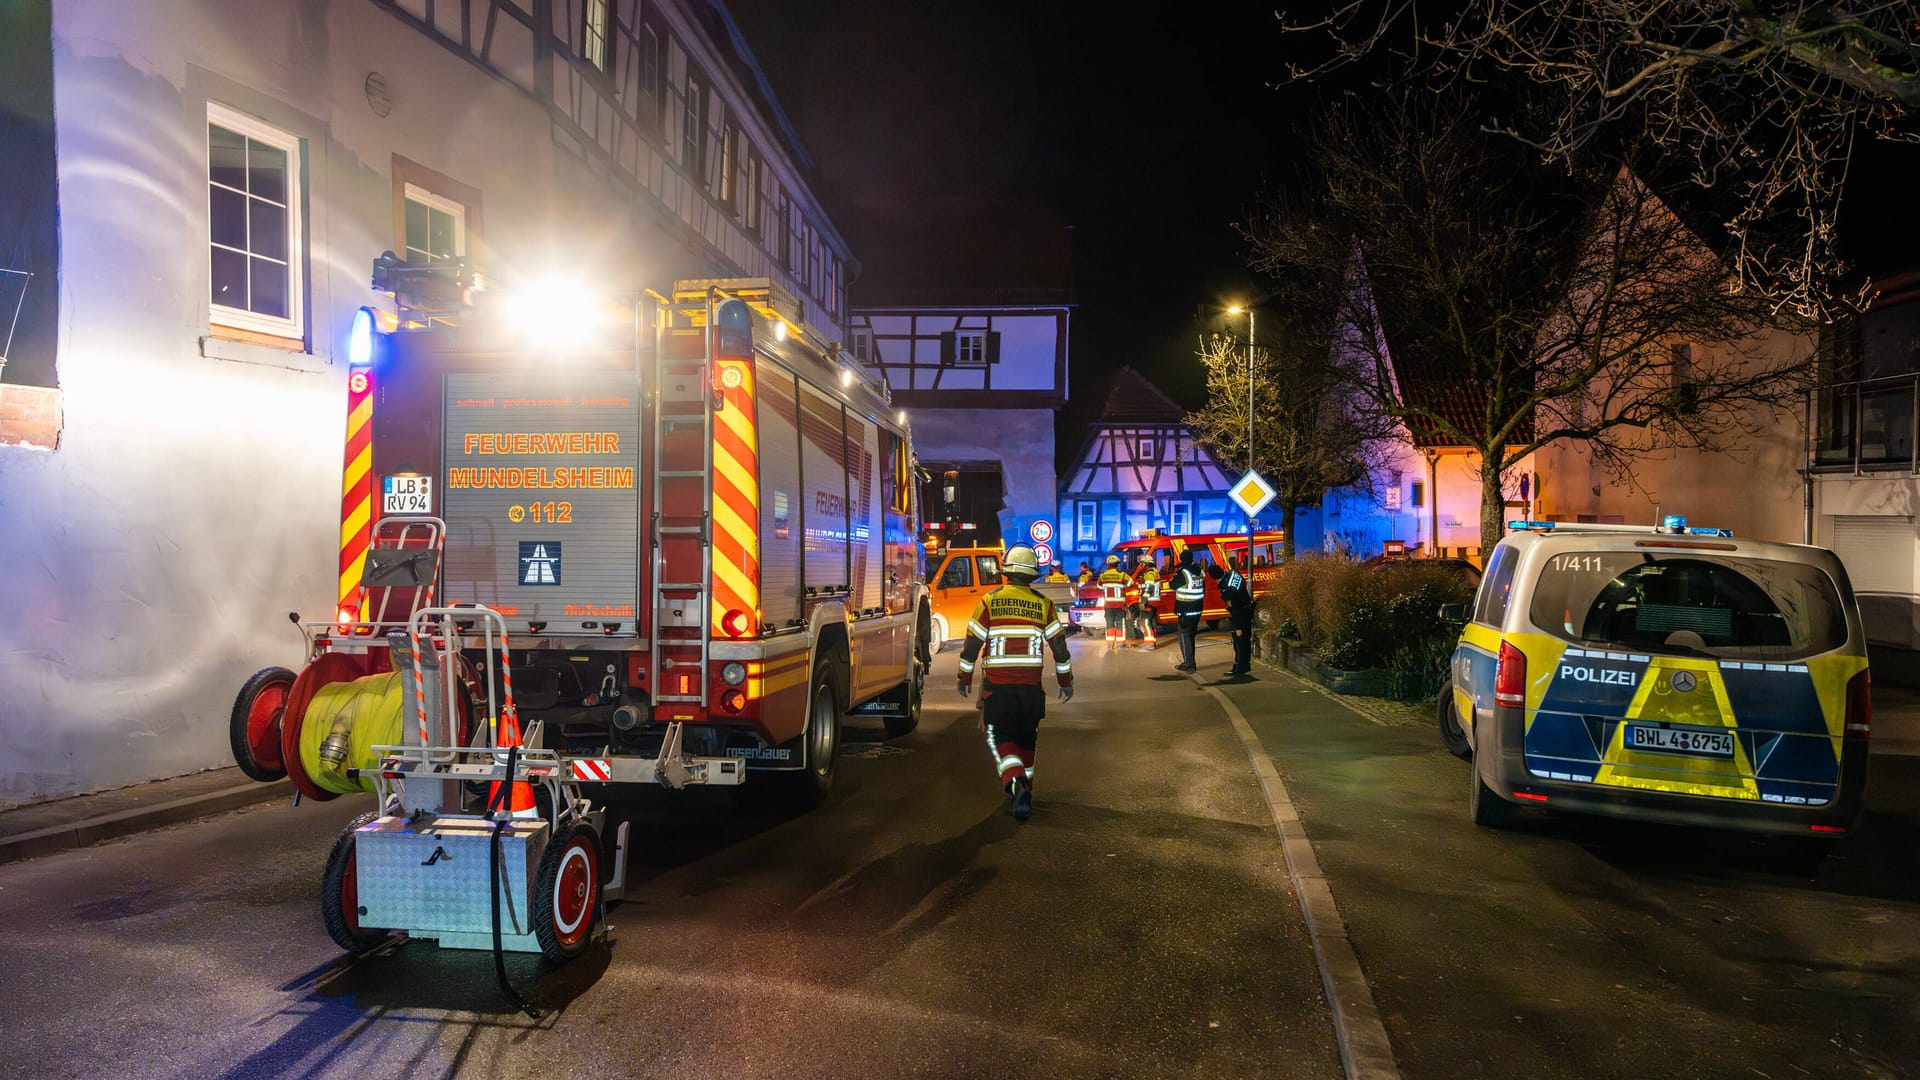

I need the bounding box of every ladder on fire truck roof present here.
[648,289,720,717]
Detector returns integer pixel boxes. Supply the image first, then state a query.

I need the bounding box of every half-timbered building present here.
[1055,369,1245,569]
[0,0,855,804]
[848,286,1072,553]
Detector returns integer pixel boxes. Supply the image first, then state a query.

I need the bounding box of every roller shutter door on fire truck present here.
[442,373,641,631]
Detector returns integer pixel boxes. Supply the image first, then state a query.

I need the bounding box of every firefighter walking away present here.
[957,545,1074,822]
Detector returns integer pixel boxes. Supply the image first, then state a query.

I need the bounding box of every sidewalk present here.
[0,767,289,866]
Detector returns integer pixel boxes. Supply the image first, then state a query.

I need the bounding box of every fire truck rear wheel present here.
[229,666,296,782]
[532,822,601,964]
[321,812,390,954]
[885,656,924,738]
[797,669,842,807]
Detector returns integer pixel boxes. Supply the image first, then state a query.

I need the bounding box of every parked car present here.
[925,546,1076,650]
[1440,517,1870,844]
[1364,553,1484,588]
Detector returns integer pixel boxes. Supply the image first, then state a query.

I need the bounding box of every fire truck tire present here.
[1206,619,1223,631]
[532,822,601,964]
[229,666,295,782]
[795,668,842,807]
[321,811,390,954]
[885,660,924,738]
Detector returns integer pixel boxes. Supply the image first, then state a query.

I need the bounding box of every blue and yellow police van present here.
[1442,517,1871,838]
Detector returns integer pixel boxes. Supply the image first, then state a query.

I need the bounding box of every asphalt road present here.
[0,635,1342,1080]
[1208,649,1920,1080]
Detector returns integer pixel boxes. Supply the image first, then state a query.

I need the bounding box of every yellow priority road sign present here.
[1229,470,1276,518]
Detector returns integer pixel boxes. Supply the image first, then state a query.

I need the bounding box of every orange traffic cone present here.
[489,706,539,817]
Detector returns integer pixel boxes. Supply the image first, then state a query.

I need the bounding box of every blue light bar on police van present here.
[1508,520,1556,531]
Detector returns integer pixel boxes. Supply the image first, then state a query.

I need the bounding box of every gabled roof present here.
[1389,348,1491,450]
[1093,367,1187,425]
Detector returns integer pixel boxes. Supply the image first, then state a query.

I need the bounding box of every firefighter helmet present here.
[1003,545,1041,579]
[1106,554,1120,566]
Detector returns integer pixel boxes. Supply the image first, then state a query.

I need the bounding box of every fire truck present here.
[227,263,929,971]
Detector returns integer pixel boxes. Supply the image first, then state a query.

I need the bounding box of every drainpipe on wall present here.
[1426,450,1440,558]
[1802,387,1814,544]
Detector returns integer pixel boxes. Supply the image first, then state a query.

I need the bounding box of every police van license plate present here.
[1626,724,1734,757]
[382,474,432,514]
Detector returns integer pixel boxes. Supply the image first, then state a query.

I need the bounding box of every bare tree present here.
[1186,302,1393,558]
[1281,1,1920,319]
[1244,98,1811,549]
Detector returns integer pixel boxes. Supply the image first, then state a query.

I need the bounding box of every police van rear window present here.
[1527,551,1847,661]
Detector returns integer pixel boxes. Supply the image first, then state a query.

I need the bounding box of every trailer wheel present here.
[532,823,601,964]
[229,667,295,782]
[796,667,842,807]
[321,812,390,954]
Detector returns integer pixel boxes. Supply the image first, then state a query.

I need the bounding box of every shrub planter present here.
[1266,635,1395,697]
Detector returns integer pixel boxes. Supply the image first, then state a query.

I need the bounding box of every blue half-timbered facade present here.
[1055,369,1239,569]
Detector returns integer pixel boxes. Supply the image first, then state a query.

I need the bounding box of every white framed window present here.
[1076,501,1097,543]
[403,184,466,265]
[851,327,874,364]
[582,0,612,72]
[1170,500,1193,534]
[1137,436,1157,460]
[208,103,303,340]
[955,330,987,365]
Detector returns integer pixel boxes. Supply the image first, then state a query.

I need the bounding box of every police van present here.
[1441,517,1872,838]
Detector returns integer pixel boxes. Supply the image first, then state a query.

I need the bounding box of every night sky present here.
[725,2,1345,428]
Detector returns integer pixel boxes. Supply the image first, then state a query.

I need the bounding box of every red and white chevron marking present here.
[569,758,612,782]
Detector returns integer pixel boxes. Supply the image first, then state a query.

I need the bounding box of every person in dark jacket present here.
[1169,547,1206,672]
[1209,556,1256,676]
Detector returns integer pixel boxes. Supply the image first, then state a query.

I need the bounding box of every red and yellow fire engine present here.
[226,264,928,971]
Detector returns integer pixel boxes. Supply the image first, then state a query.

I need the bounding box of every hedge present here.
[1259,556,1478,700]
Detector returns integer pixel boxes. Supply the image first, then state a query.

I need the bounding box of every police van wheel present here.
[929,615,948,654]
[1469,758,1513,829]
[321,812,390,954]
[1437,680,1472,760]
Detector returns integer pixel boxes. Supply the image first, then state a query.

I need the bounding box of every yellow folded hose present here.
[297,671,407,794]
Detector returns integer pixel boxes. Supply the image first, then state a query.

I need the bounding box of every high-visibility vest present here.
[1141,572,1162,602]
[1097,569,1128,608]
[1173,565,1205,608]
[956,583,1073,689]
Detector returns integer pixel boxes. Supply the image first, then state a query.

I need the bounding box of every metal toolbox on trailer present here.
[355,816,549,952]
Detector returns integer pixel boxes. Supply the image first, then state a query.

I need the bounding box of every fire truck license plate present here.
[382,474,433,514]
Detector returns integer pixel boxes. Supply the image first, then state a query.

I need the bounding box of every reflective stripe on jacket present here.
[957,583,1074,689]
[1098,569,1129,608]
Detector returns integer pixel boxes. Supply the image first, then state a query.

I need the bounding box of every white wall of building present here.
[0,0,851,805]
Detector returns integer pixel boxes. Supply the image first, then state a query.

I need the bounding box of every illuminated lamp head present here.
[720,689,747,714]
[347,306,377,367]
[721,609,753,638]
[336,602,358,634]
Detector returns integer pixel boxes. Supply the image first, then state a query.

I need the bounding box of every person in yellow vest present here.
[1096,554,1130,653]
[1075,561,1093,589]
[1046,563,1069,583]
[956,545,1074,822]
[1136,560,1162,647]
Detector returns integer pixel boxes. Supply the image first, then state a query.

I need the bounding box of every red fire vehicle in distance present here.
[1066,530,1285,631]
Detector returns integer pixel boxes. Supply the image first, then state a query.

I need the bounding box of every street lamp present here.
[1228,304,1254,570]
